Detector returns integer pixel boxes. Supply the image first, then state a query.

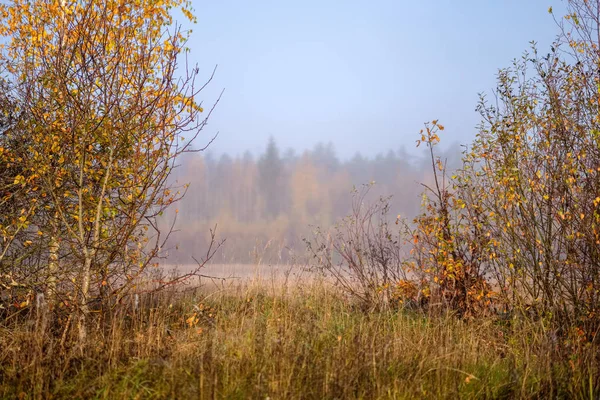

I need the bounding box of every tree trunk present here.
[77,254,92,342]
[46,234,59,307]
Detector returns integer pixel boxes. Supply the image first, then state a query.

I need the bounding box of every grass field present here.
[1,268,598,399]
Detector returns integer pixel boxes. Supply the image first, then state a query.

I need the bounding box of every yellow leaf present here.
[186,314,198,327]
[13,175,24,185]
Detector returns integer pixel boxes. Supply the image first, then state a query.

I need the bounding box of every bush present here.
[408,1,600,335]
[305,184,409,310]
[310,2,600,335]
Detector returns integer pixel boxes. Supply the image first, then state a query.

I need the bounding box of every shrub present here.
[305,184,409,309]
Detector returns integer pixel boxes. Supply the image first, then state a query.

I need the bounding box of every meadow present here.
[1,268,598,399]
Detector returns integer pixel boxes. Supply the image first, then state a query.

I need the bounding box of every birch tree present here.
[0,0,217,339]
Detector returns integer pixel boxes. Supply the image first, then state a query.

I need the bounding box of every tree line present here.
[167,139,461,264]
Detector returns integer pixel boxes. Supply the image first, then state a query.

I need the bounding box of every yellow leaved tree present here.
[407,0,600,335]
[0,0,218,340]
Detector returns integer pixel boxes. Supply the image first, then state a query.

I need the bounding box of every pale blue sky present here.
[187,0,565,158]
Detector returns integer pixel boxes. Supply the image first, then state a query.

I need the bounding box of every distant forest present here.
[167,138,462,264]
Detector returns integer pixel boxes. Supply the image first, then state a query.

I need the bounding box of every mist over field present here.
[166,139,463,265]
[160,0,566,267]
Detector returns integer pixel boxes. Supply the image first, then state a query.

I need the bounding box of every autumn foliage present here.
[405,3,600,343]
[308,1,600,346]
[1,0,600,397]
[0,0,215,339]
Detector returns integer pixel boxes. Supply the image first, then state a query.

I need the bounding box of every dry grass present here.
[1,276,598,399]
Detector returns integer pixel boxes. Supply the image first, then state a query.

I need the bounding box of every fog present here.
[165,138,463,265]
[163,0,567,265]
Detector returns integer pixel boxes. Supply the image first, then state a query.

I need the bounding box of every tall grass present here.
[1,276,598,399]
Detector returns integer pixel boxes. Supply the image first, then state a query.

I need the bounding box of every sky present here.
[186,0,567,159]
